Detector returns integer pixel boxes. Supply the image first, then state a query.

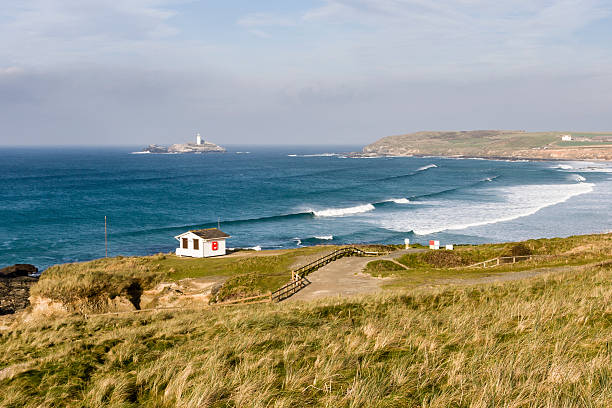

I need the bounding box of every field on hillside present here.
[2,258,612,406]
[362,130,612,159]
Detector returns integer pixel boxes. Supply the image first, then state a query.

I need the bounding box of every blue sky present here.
[1,0,612,145]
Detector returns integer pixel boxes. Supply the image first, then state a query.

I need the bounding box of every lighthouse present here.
[196,132,202,145]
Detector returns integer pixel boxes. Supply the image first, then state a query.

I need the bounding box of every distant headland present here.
[362,130,612,161]
[138,133,226,154]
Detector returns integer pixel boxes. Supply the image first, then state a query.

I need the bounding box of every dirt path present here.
[287,249,422,302]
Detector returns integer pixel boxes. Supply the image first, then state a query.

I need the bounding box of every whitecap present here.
[311,203,375,217]
[314,235,334,240]
[417,164,438,171]
[569,174,586,182]
[385,198,411,204]
[289,153,339,158]
[379,182,595,235]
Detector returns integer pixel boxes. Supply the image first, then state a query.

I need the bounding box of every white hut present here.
[561,134,572,141]
[175,228,230,258]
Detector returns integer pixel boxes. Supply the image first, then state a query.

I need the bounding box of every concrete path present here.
[287,248,422,302]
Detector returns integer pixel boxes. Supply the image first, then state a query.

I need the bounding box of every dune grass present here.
[362,234,612,287]
[2,260,612,406]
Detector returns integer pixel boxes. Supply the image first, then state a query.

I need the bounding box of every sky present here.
[1,0,612,146]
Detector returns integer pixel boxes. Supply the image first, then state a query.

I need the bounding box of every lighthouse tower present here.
[196,132,202,145]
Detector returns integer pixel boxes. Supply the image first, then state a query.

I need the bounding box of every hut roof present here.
[190,228,230,240]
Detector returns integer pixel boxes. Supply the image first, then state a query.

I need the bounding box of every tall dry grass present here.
[2,260,612,407]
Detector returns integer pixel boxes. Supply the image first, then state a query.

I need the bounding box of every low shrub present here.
[364,260,406,277]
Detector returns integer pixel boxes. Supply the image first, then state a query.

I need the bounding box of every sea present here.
[1,146,611,271]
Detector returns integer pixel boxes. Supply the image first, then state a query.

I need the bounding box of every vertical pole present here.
[105,216,108,257]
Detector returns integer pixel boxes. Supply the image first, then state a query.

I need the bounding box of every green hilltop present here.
[363,130,612,160]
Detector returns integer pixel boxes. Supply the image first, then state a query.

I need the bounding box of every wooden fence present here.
[466,255,533,269]
[270,247,384,302]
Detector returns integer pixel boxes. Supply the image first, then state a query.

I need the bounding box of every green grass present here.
[3,261,612,406]
[362,234,612,288]
[363,260,406,277]
[365,130,612,157]
[557,141,612,146]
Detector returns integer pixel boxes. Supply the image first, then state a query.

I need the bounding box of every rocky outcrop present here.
[0,264,37,278]
[0,264,38,315]
[141,142,225,154]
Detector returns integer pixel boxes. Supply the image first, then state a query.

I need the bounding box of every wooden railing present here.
[270,275,311,302]
[291,247,382,280]
[216,247,386,305]
[467,255,533,269]
[271,247,384,302]
[215,293,272,306]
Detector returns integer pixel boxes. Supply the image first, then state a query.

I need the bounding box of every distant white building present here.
[561,134,572,141]
[196,132,203,145]
[175,228,230,258]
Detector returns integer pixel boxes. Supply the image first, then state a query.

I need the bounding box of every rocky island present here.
[362,130,612,161]
[140,132,225,154]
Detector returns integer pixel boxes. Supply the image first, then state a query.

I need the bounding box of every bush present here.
[508,243,533,257]
[364,260,406,277]
[421,251,468,268]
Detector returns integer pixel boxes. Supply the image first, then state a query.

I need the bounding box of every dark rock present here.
[0,275,38,315]
[142,144,169,153]
[0,264,38,278]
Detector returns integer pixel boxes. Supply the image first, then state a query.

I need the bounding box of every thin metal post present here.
[105,216,108,257]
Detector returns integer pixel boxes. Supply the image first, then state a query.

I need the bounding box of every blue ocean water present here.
[1,146,611,271]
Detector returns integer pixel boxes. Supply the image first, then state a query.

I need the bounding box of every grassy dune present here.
[32,246,336,309]
[2,261,612,406]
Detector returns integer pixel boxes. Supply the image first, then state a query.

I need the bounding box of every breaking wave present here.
[380,182,595,235]
[314,235,334,240]
[294,235,334,246]
[311,204,375,217]
[385,198,411,204]
[552,164,574,170]
[417,163,437,171]
[373,163,439,182]
[115,174,509,238]
[288,153,339,157]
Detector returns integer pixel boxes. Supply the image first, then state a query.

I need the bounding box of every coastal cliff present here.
[363,130,612,160]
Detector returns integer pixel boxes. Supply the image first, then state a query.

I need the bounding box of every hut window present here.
[182,238,188,248]
[193,239,199,250]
